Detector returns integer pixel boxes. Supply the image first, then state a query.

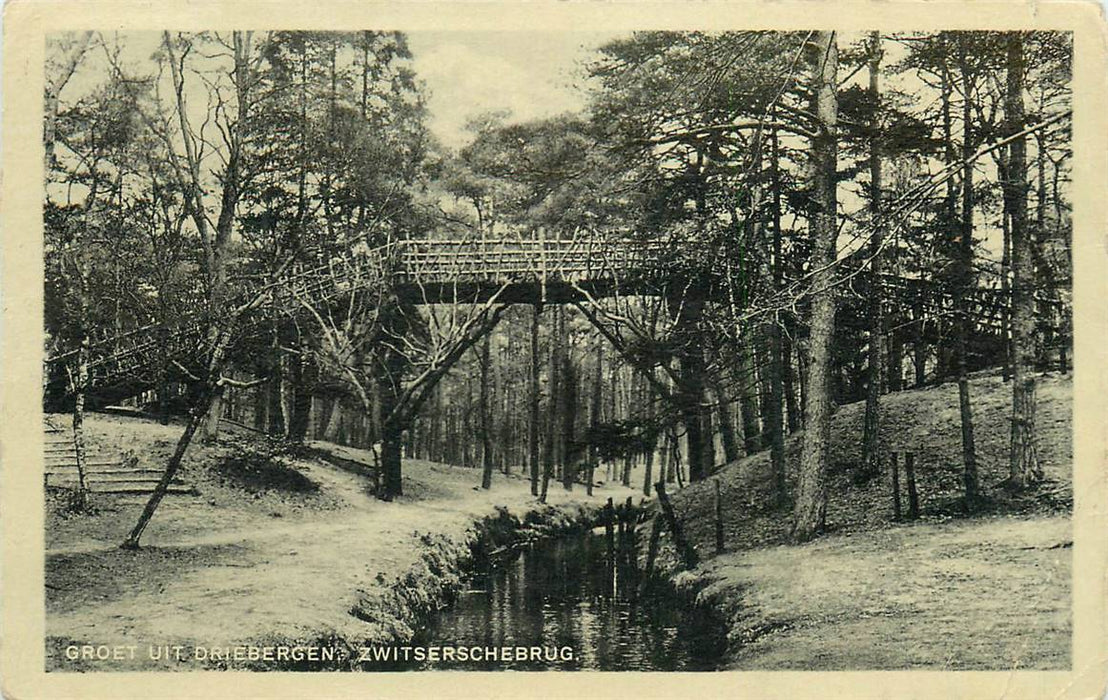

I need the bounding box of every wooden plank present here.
[47,469,178,478]
[46,467,168,475]
[88,486,196,495]
[49,476,185,486]
[45,460,125,469]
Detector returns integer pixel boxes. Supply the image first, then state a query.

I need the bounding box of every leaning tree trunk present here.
[792,30,838,544]
[123,325,233,548]
[859,31,884,485]
[1005,32,1043,489]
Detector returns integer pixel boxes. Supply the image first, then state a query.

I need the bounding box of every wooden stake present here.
[890,451,902,521]
[643,514,663,585]
[905,451,920,519]
[714,478,725,555]
[604,497,615,568]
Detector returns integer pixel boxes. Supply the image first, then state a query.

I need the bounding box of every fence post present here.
[641,513,664,596]
[604,497,616,566]
[890,451,902,521]
[905,451,919,519]
[714,477,725,555]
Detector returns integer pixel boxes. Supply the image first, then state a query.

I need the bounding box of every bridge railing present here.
[397,238,668,284]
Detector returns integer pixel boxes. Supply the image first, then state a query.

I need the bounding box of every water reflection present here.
[407,530,728,671]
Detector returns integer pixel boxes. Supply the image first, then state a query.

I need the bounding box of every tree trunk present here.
[288,339,314,443]
[123,324,234,548]
[1006,32,1043,489]
[202,386,225,441]
[643,381,657,497]
[323,397,343,442]
[712,379,740,463]
[380,417,403,500]
[70,336,91,510]
[122,388,211,548]
[791,30,838,543]
[796,339,809,426]
[588,337,604,496]
[529,304,541,495]
[956,37,981,508]
[654,481,698,570]
[768,121,795,493]
[70,213,93,509]
[479,336,495,490]
[553,306,567,486]
[377,335,407,500]
[738,343,761,455]
[859,31,884,485]
[672,294,712,482]
[765,325,788,505]
[782,327,801,433]
[540,307,560,503]
[561,355,578,490]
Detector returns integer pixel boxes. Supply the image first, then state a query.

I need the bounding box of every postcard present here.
[2,2,1106,698]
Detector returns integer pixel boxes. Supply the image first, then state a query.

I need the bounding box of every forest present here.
[44,29,1072,553]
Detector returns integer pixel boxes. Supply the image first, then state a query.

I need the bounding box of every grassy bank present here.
[662,371,1073,669]
[45,414,631,671]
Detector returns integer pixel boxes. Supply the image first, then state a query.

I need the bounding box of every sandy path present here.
[46,435,636,670]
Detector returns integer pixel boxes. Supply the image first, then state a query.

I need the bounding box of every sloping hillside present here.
[661,371,1072,670]
[669,371,1072,555]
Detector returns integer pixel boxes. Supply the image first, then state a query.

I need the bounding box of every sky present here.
[405,31,626,150]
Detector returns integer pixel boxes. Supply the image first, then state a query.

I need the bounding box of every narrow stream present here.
[404,529,729,671]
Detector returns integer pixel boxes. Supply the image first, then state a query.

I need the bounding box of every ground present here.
[44,416,634,671]
[44,371,1073,671]
[691,514,1070,669]
[664,370,1073,669]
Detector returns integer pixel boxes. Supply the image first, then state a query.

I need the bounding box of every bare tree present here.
[298,246,510,500]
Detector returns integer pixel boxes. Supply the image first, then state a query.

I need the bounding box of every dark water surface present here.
[407,530,729,671]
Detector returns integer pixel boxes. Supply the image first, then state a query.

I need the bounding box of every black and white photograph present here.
[3,2,1107,697]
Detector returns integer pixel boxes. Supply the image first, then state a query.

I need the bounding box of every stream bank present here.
[217,502,606,671]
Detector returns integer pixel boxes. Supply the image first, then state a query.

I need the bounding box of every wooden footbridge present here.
[44,236,1008,409]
